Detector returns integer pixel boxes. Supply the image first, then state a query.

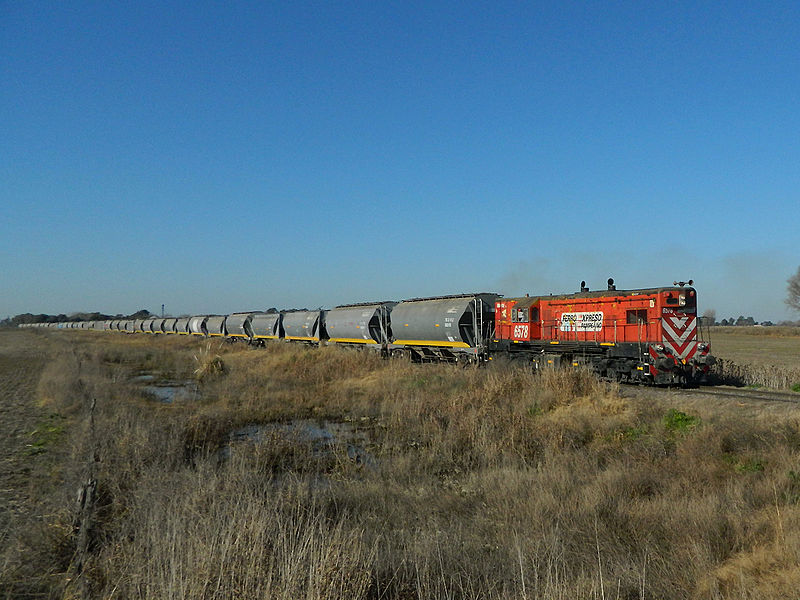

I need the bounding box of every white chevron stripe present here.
[663,340,694,360]
[669,316,689,328]
[663,319,696,346]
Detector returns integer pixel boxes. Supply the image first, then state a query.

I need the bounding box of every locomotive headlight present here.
[697,343,708,351]
[654,344,665,352]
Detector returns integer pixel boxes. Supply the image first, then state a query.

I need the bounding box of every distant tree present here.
[719,318,729,326]
[788,266,800,312]
[128,309,152,320]
[702,309,717,326]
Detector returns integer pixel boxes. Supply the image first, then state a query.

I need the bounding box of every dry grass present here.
[2,331,800,599]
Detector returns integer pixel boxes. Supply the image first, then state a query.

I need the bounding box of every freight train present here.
[20,279,715,385]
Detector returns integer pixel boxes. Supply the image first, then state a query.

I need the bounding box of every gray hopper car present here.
[326,302,395,351]
[188,316,208,336]
[205,316,226,337]
[250,312,283,341]
[283,310,326,343]
[390,294,498,363]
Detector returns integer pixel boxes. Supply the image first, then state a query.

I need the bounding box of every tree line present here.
[0,310,152,329]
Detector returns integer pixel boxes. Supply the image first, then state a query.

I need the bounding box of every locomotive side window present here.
[626,309,648,324]
[531,307,539,322]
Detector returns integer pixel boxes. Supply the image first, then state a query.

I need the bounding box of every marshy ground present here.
[1,328,799,599]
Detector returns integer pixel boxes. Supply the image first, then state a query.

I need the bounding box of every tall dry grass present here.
[711,358,800,390]
[3,332,800,599]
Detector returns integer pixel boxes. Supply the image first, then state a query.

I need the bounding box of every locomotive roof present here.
[504,286,695,307]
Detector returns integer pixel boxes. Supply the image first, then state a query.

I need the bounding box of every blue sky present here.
[2,1,799,321]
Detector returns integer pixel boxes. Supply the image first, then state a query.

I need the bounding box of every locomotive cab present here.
[495,297,541,342]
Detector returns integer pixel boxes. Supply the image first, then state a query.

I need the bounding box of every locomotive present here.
[22,278,714,385]
[492,279,714,385]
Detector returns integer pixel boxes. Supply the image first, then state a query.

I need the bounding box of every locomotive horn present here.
[580,281,588,292]
[607,278,615,291]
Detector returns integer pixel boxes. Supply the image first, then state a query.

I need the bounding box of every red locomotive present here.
[492,279,714,384]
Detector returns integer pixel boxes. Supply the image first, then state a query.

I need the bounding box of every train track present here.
[682,385,800,404]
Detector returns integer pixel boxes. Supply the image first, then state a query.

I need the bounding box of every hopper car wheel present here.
[392,349,409,361]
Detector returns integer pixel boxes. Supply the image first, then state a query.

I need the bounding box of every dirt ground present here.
[0,330,55,542]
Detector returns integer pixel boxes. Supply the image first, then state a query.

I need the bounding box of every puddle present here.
[133,373,196,403]
[132,374,155,382]
[144,382,197,403]
[223,419,377,468]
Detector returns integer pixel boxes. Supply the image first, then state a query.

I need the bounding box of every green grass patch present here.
[26,413,65,455]
[663,409,700,434]
[791,383,800,393]
[735,458,765,473]
[723,454,765,473]
[612,425,649,442]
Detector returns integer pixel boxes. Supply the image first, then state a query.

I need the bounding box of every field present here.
[2,328,800,599]
[707,327,800,389]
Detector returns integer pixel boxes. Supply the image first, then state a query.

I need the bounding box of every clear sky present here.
[2,1,799,321]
